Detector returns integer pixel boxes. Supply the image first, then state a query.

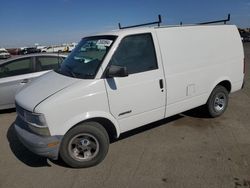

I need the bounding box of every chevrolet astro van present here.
[14,24,244,168]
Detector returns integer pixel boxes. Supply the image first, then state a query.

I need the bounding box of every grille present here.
[15,103,25,120]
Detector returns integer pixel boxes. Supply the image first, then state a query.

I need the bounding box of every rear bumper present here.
[14,118,62,160]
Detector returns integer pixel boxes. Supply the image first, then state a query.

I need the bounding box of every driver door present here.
[104,33,166,132]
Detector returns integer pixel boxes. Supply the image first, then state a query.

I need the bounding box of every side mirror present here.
[106,65,128,78]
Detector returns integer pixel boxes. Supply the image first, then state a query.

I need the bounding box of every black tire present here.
[206,85,229,118]
[59,122,109,168]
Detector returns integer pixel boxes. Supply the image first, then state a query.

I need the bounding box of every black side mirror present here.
[106,65,128,78]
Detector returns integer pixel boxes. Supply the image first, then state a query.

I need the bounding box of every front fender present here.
[60,111,121,137]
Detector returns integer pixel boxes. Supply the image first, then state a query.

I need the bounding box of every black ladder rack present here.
[197,14,231,25]
[118,15,162,29]
[118,14,231,29]
[180,14,231,26]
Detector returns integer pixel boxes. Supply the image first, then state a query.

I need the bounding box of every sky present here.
[1,0,250,48]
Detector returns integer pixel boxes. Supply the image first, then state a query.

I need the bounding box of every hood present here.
[15,71,79,112]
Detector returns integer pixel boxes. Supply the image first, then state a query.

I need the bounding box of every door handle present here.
[20,79,29,84]
[159,79,164,89]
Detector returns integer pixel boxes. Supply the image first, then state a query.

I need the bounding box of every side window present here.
[0,58,33,78]
[109,33,158,74]
[36,56,64,71]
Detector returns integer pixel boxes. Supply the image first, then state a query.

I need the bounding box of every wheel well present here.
[217,80,231,93]
[77,117,118,142]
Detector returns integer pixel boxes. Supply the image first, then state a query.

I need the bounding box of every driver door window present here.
[109,33,158,74]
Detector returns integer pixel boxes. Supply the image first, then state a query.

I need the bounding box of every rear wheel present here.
[206,85,229,118]
[60,122,109,168]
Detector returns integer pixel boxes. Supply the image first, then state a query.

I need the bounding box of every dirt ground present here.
[0,43,250,188]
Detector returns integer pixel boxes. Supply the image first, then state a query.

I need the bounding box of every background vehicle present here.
[21,47,41,55]
[0,48,11,59]
[0,53,66,110]
[36,45,47,51]
[68,42,77,52]
[239,29,250,43]
[242,33,250,42]
[42,45,65,53]
[6,48,22,55]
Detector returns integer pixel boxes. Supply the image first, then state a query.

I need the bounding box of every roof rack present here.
[180,14,231,26]
[198,14,231,25]
[118,15,162,29]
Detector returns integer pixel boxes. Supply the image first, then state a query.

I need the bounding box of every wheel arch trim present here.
[210,77,232,95]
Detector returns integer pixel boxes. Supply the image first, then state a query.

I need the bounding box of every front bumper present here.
[14,117,62,160]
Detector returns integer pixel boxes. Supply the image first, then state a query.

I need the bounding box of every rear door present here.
[104,33,166,132]
[0,57,35,109]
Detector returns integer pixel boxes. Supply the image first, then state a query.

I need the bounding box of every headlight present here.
[16,103,50,136]
[24,111,50,136]
[24,111,47,127]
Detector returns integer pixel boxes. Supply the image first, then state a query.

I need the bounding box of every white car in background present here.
[0,53,66,110]
[42,46,65,53]
[0,48,11,59]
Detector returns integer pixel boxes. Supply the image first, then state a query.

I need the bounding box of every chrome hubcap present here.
[214,93,226,112]
[68,133,99,161]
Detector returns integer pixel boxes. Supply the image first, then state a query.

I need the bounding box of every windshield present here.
[58,35,117,79]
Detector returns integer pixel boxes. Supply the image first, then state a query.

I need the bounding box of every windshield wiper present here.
[81,73,95,79]
[65,65,76,78]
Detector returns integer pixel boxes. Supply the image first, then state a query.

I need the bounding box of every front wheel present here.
[206,85,229,118]
[59,122,109,168]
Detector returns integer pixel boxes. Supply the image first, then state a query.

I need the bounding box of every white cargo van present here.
[14,24,244,168]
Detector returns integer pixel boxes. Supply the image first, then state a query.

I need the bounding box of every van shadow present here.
[7,107,209,168]
[115,107,211,142]
[7,115,185,168]
[181,106,211,119]
[0,108,16,114]
[7,122,52,167]
[115,114,183,142]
